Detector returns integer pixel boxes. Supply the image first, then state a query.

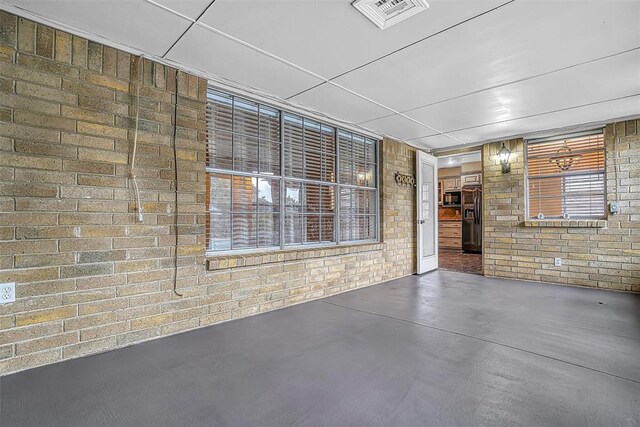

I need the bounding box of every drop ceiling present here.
[2,0,639,150]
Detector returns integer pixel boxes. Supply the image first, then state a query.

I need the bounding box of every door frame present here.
[416,150,438,274]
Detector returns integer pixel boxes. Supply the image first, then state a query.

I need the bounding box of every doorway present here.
[435,151,483,275]
[416,151,438,274]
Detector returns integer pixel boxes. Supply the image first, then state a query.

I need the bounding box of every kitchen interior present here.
[437,151,483,275]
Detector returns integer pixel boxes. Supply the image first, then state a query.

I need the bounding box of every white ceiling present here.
[3,0,639,150]
[437,151,481,168]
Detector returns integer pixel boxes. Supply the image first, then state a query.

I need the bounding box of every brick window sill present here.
[522,219,607,228]
[206,242,385,271]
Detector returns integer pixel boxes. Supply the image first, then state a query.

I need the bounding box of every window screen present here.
[206,88,378,252]
[526,132,605,219]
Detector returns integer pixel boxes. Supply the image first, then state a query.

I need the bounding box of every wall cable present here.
[172,69,183,297]
[129,55,144,223]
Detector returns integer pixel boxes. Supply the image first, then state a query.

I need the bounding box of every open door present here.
[416,150,438,274]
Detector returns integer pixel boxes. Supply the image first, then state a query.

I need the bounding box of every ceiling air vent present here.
[352,0,429,30]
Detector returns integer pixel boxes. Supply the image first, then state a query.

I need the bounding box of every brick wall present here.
[482,121,640,292]
[0,13,418,375]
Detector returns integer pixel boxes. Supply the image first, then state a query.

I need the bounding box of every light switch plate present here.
[1,283,15,304]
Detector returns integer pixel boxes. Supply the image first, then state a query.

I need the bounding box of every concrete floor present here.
[1,270,639,426]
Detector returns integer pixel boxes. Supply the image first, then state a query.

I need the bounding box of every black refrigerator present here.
[462,185,482,253]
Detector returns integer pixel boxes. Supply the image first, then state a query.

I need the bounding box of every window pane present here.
[285,213,302,245]
[284,113,304,178]
[285,180,302,211]
[364,163,376,188]
[232,175,256,213]
[259,105,280,142]
[207,130,233,171]
[322,153,335,183]
[338,131,352,184]
[305,184,320,213]
[232,213,256,249]
[210,212,230,251]
[339,187,376,242]
[207,91,281,175]
[233,134,259,173]
[209,173,231,251]
[304,119,322,152]
[320,186,334,213]
[259,140,280,175]
[365,138,377,164]
[320,216,334,243]
[233,98,259,137]
[284,181,336,245]
[305,214,320,243]
[322,125,335,156]
[305,150,322,180]
[207,91,233,132]
[258,213,280,247]
[257,178,279,212]
[340,213,352,241]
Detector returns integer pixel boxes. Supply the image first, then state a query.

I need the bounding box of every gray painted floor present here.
[1,270,640,426]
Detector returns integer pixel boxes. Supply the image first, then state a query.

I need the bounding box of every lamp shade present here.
[497,143,511,163]
[497,143,511,174]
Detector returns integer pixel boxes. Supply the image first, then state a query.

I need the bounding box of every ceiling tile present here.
[166,25,324,99]
[363,114,440,141]
[335,0,640,112]
[200,0,507,78]
[447,95,640,145]
[405,49,640,135]
[289,83,391,124]
[6,0,191,56]
[152,0,212,19]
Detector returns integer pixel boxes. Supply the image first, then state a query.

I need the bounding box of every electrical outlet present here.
[1,283,15,304]
[609,201,619,214]
[554,258,562,267]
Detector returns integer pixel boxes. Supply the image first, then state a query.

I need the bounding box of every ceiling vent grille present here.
[352,0,429,30]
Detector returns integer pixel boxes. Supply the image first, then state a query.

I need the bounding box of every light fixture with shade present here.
[497,143,511,174]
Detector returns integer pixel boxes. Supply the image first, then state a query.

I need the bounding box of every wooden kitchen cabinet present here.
[438,221,461,248]
[461,173,482,185]
[442,178,461,192]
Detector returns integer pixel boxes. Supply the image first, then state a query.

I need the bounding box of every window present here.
[526,132,605,219]
[205,89,379,252]
[338,131,378,241]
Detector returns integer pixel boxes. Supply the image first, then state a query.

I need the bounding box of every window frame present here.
[205,88,380,255]
[524,129,606,220]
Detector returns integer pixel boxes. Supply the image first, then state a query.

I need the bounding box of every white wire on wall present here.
[129,55,144,223]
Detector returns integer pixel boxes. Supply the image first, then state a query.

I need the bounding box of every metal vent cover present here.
[352,0,430,30]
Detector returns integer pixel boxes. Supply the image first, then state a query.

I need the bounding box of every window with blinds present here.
[338,131,378,241]
[526,132,605,219]
[205,88,378,252]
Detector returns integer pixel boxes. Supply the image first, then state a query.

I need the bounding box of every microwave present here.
[442,191,461,207]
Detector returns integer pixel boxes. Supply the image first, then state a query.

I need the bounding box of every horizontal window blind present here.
[205,88,379,253]
[338,130,378,241]
[527,132,605,219]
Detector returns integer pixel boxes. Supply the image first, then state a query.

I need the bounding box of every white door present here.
[416,151,438,274]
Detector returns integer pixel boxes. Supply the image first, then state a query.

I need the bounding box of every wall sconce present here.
[497,142,511,174]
